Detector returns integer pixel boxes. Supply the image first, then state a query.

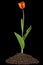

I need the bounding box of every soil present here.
[5,53,39,65]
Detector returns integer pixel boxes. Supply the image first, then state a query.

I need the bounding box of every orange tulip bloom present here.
[18,1,25,9]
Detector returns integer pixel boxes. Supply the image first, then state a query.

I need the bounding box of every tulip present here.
[14,1,32,54]
[18,1,25,9]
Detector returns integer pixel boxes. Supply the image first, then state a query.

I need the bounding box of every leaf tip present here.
[14,32,16,35]
[30,25,32,30]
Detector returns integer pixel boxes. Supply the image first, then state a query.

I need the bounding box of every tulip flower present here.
[18,1,25,9]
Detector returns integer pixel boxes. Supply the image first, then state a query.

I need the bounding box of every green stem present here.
[22,10,24,37]
[21,10,24,53]
[21,48,23,53]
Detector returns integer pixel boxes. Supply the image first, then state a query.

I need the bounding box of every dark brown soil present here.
[5,53,39,65]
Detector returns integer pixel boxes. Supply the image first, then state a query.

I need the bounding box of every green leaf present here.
[21,18,24,35]
[23,25,32,40]
[14,32,25,49]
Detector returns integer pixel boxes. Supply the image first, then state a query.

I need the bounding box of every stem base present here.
[21,49,23,53]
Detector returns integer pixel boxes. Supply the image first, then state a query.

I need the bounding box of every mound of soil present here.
[5,53,39,65]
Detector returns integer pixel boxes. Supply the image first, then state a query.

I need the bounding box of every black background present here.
[0,0,41,65]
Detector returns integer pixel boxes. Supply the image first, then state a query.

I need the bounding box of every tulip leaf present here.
[21,18,24,35]
[14,32,25,49]
[23,25,32,40]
